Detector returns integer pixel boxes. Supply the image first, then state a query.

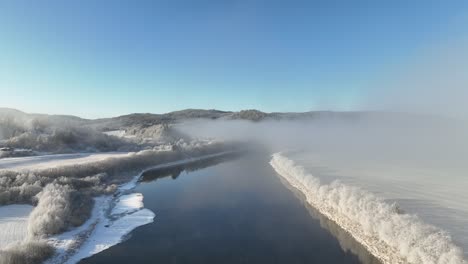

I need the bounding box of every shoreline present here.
[45,150,238,264]
[270,152,466,264]
[276,175,382,264]
[270,154,406,263]
[80,151,366,264]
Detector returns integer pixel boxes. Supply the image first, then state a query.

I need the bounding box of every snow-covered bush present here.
[0,240,54,264]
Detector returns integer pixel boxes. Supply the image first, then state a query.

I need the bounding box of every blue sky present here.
[1,0,467,118]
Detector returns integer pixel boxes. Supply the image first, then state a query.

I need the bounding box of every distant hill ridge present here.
[0,107,371,131]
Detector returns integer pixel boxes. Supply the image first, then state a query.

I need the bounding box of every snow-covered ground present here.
[41,150,234,264]
[0,152,131,171]
[0,204,33,249]
[111,193,145,216]
[103,130,126,138]
[46,193,155,264]
[103,130,137,139]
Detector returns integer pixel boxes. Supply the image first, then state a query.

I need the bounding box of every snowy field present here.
[0,152,131,171]
[0,204,33,249]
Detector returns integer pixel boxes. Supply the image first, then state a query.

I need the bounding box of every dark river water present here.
[80,153,379,264]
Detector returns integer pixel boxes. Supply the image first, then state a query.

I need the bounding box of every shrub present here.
[0,240,54,264]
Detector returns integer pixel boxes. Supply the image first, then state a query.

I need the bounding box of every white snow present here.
[46,193,155,264]
[111,193,144,216]
[67,209,154,263]
[0,204,33,249]
[0,152,132,171]
[60,198,154,264]
[270,152,466,264]
[103,130,126,137]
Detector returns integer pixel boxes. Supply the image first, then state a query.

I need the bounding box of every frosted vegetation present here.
[271,153,466,264]
[0,113,137,155]
[0,110,235,264]
[0,107,366,156]
[2,108,467,263]
[0,108,281,157]
[0,241,55,264]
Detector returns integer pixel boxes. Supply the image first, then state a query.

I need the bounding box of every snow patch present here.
[0,152,132,171]
[103,130,126,138]
[46,193,154,264]
[0,204,33,249]
[62,198,154,264]
[111,193,144,216]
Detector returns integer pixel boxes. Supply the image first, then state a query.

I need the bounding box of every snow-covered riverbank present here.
[0,140,238,264]
[270,152,466,264]
[46,151,236,264]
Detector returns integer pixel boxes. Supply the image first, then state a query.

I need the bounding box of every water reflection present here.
[140,152,241,182]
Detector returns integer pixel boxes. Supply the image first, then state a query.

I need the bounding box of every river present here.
[80,153,378,263]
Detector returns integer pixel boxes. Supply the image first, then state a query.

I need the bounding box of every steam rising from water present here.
[175,115,468,263]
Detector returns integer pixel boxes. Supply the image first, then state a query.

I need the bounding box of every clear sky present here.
[1,0,467,118]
